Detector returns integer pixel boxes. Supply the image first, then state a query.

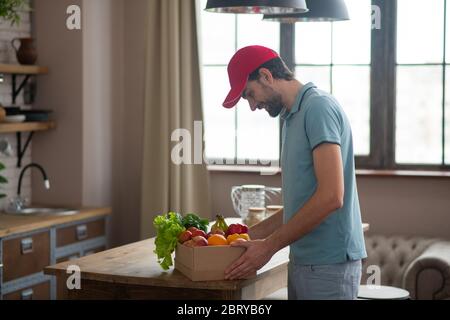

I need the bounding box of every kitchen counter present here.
[44,209,370,300]
[0,207,111,238]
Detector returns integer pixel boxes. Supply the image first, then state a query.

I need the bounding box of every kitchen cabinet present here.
[56,219,105,247]
[3,281,50,300]
[2,231,50,282]
[0,207,111,300]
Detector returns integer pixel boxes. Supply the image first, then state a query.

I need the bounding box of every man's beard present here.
[263,94,284,118]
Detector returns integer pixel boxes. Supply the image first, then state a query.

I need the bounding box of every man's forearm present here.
[265,191,342,254]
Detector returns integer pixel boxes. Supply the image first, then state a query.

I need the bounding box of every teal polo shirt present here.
[280,82,367,265]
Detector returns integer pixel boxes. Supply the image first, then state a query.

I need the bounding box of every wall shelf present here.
[0,121,56,167]
[0,63,52,167]
[0,121,56,133]
[0,64,48,75]
[0,63,49,104]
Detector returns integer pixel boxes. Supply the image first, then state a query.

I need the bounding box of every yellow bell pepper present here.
[226,233,250,244]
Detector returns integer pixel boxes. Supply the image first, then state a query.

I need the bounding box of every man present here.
[223,45,367,300]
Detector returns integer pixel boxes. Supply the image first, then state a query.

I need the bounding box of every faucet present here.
[7,163,50,213]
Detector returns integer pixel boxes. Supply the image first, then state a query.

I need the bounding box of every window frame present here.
[202,0,450,171]
[375,0,449,171]
[281,0,450,171]
[201,12,281,166]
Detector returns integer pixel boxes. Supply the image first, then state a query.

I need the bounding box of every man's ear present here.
[258,68,274,84]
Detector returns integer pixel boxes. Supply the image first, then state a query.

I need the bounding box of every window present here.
[199,0,280,164]
[396,0,450,166]
[294,0,372,156]
[199,0,450,171]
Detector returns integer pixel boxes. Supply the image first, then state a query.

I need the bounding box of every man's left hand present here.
[224,239,275,280]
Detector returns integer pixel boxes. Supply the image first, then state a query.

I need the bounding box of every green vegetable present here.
[153,212,185,270]
[182,213,209,232]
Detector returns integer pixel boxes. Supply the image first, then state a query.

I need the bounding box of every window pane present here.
[447,2,450,63]
[237,14,280,50]
[332,0,372,64]
[445,67,450,164]
[295,23,332,64]
[199,0,236,64]
[332,66,370,156]
[295,66,331,93]
[202,67,236,160]
[236,100,280,163]
[396,66,443,164]
[397,0,444,64]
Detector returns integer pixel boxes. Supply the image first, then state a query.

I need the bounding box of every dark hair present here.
[248,57,294,81]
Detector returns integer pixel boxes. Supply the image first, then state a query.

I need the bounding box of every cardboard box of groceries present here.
[153,209,283,282]
[174,215,256,281]
[174,243,255,281]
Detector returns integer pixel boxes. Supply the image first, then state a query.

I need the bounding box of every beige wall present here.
[111,0,148,246]
[357,176,450,239]
[210,172,450,240]
[33,0,84,207]
[82,0,122,207]
[32,0,147,247]
[106,0,175,246]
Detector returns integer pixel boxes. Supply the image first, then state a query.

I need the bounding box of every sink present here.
[6,207,79,216]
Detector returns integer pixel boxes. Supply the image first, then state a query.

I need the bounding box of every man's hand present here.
[224,239,275,280]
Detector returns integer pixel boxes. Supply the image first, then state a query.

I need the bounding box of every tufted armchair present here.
[362,235,450,300]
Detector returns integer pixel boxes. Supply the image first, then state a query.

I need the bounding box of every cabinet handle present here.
[21,288,33,300]
[76,225,88,240]
[21,237,33,254]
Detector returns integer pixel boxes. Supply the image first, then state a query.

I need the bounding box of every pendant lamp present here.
[205,0,309,14]
[263,0,349,22]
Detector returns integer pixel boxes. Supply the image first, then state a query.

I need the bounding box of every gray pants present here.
[288,259,362,300]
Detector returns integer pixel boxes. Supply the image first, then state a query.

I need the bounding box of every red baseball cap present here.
[223,45,280,108]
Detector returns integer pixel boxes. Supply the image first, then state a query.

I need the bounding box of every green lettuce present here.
[182,213,209,232]
[153,212,185,270]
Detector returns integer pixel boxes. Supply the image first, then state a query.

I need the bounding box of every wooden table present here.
[45,237,289,300]
[44,209,369,300]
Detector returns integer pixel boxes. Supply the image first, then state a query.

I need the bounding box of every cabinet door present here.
[3,231,50,282]
[3,281,51,300]
[56,219,105,247]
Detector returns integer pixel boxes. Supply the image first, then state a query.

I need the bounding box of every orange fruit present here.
[240,233,250,241]
[230,238,247,245]
[226,233,241,244]
[207,234,228,246]
[227,233,250,244]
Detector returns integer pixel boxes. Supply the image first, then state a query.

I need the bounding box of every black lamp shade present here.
[263,0,349,22]
[205,0,309,14]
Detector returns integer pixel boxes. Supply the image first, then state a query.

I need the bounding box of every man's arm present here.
[224,143,344,280]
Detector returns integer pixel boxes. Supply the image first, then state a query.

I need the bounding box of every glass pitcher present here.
[230,185,282,219]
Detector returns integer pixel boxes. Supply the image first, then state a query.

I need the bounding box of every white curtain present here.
[140,0,212,238]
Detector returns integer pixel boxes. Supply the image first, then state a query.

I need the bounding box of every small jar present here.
[245,207,266,227]
[265,205,283,216]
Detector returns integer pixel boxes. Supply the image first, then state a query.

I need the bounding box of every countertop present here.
[0,207,111,238]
